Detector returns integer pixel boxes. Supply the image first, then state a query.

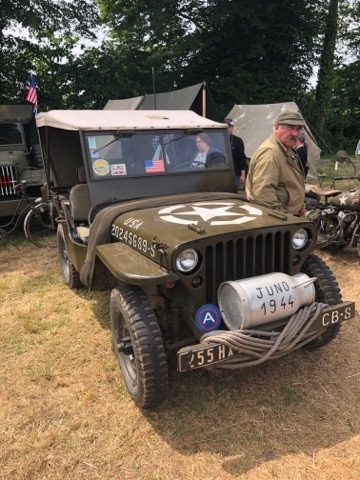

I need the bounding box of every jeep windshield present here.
[84,130,231,179]
[0,122,25,147]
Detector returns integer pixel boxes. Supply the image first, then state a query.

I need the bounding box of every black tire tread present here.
[56,225,82,289]
[301,253,342,350]
[110,285,168,409]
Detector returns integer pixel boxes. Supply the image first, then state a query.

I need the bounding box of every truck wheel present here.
[57,224,82,289]
[110,285,168,409]
[301,253,342,350]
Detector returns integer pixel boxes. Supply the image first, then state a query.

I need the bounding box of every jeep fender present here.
[93,242,179,288]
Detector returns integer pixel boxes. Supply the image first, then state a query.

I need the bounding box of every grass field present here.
[1,233,359,480]
[315,156,359,191]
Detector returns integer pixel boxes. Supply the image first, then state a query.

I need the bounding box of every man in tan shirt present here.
[245,110,307,216]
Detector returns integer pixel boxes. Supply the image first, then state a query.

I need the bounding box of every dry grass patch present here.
[1,234,359,480]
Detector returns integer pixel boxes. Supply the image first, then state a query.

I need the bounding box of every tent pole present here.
[202,82,206,117]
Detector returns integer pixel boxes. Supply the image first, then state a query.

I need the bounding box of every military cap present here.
[275,111,306,126]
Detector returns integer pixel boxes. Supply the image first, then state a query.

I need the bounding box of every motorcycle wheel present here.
[301,253,342,350]
[357,238,360,258]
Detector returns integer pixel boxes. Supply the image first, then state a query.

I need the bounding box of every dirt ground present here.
[0,237,359,480]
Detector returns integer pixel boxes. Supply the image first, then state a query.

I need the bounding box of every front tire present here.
[24,204,55,248]
[301,253,342,350]
[110,284,168,409]
[57,224,82,289]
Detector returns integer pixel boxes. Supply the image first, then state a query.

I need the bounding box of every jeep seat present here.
[69,167,91,223]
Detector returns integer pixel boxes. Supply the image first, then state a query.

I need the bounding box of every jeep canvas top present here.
[36,109,356,409]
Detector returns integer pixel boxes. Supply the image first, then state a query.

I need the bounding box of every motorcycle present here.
[305,184,360,258]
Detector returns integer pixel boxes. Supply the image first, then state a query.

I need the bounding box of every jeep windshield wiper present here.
[92,133,132,154]
[163,129,203,146]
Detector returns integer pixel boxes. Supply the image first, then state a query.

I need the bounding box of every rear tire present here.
[57,224,82,289]
[301,253,342,350]
[110,284,168,409]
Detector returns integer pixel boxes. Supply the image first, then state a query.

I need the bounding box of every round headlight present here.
[176,249,198,273]
[292,228,308,250]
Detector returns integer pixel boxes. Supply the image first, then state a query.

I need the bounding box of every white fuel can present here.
[218,272,316,330]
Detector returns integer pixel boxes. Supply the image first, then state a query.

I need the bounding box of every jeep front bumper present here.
[177,301,356,372]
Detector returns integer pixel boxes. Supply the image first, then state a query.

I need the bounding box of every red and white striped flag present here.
[145,159,165,173]
[25,72,38,107]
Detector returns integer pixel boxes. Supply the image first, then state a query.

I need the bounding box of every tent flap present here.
[104,96,144,110]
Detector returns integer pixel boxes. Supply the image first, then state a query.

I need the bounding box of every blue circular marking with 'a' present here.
[195,304,222,333]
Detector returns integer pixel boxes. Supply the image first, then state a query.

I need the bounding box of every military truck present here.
[0,105,45,221]
[36,109,356,409]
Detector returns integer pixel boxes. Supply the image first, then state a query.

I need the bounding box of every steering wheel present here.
[176,160,205,170]
[206,152,227,168]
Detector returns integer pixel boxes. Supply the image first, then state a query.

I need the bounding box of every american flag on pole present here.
[145,159,165,173]
[25,72,38,108]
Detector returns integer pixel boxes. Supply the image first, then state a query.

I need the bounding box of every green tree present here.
[327,61,360,151]
[307,0,360,153]
[314,0,340,138]
[96,0,323,115]
[0,0,99,104]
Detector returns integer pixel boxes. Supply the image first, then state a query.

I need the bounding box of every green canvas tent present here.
[104,82,221,122]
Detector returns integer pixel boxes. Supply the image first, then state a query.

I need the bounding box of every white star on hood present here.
[179,205,241,221]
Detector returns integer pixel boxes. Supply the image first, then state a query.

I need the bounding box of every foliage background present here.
[1,0,359,155]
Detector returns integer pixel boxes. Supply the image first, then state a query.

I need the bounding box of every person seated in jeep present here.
[191,133,224,168]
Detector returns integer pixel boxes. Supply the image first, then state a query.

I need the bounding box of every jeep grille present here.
[0,166,17,197]
[203,231,292,303]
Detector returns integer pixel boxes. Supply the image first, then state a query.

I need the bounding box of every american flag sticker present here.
[145,159,165,173]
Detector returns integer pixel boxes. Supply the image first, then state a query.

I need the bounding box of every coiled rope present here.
[200,302,329,369]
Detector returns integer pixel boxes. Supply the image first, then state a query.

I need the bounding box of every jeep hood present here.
[111,198,308,247]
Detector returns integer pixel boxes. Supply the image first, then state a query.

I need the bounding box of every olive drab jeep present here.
[36,109,356,409]
[0,105,44,219]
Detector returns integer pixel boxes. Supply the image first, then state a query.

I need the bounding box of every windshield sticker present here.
[145,159,165,173]
[90,150,99,159]
[111,163,127,176]
[158,202,262,226]
[87,137,97,149]
[92,159,110,176]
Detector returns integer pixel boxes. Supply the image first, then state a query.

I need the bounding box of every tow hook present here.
[117,336,133,355]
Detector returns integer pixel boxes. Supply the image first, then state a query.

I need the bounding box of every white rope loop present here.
[200,302,329,369]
